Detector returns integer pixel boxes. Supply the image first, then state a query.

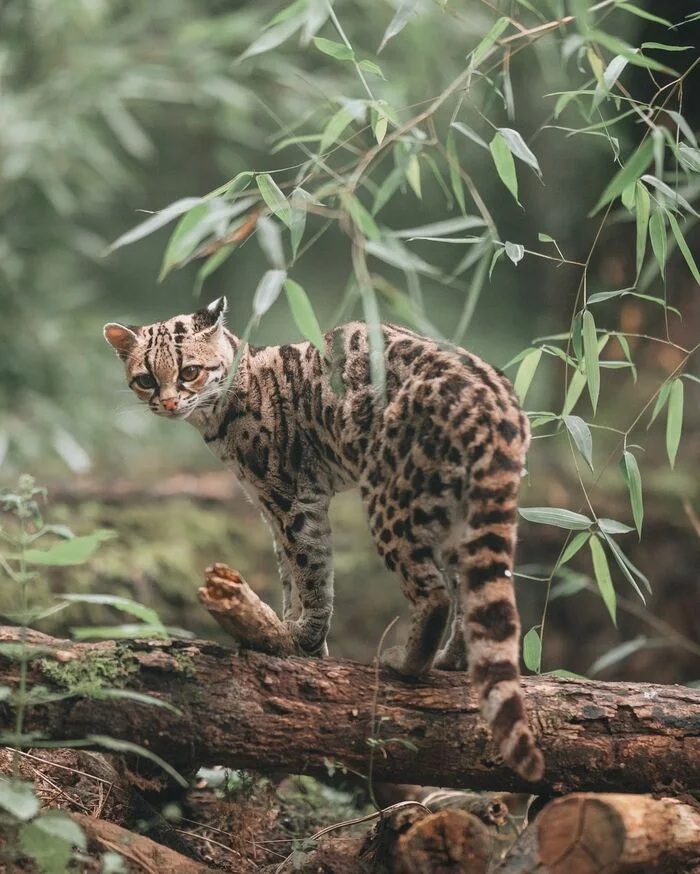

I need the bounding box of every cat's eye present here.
[180,365,202,381]
[134,373,157,390]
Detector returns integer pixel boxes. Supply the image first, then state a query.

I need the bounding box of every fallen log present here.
[71,812,237,874]
[1,623,699,794]
[536,793,700,874]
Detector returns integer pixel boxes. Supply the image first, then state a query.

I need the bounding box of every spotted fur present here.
[104,297,544,782]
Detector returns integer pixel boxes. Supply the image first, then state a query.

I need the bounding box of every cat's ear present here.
[193,297,227,336]
[103,323,140,360]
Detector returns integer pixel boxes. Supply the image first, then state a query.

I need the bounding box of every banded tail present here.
[463,434,544,782]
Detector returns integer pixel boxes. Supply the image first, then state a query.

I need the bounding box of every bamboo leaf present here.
[284,279,324,351]
[312,36,354,61]
[446,131,466,214]
[504,241,525,265]
[255,215,285,268]
[582,310,600,413]
[667,212,700,284]
[666,378,684,468]
[590,138,654,214]
[619,451,644,537]
[564,415,594,470]
[589,536,617,626]
[290,188,311,261]
[556,531,591,568]
[648,211,667,279]
[257,174,292,228]
[523,627,541,673]
[597,518,635,534]
[451,122,488,150]
[252,269,287,319]
[194,245,235,297]
[60,593,164,629]
[489,132,519,204]
[406,154,422,199]
[378,0,421,52]
[601,531,649,600]
[470,16,510,68]
[497,127,542,177]
[519,507,592,530]
[634,181,650,280]
[24,531,117,566]
[320,106,355,153]
[106,198,203,254]
[512,348,542,403]
[238,16,303,61]
[648,380,672,427]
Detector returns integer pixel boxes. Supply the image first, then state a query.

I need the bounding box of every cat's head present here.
[103,297,234,420]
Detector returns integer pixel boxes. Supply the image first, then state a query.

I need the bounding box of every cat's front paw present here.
[283,619,328,658]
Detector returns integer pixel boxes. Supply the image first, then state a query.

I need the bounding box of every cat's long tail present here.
[462,440,544,783]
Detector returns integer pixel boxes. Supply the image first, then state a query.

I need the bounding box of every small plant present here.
[0,476,186,872]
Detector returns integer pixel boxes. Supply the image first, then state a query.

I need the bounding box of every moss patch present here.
[39,645,137,695]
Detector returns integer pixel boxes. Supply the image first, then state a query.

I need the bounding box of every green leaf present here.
[359,284,386,397]
[523,627,541,673]
[469,16,510,68]
[372,165,405,215]
[100,688,181,714]
[390,216,485,239]
[546,669,588,680]
[519,507,592,530]
[20,814,82,874]
[106,198,203,254]
[378,0,421,52]
[446,131,466,214]
[26,810,86,848]
[320,106,356,153]
[593,54,631,109]
[590,138,653,214]
[564,415,593,470]
[489,245,505,278]
[512,349,542,404]
[60,593,164,628]
[344,194,381,241]
[194,245,235,297]
[666,378,684,469]
[497,128,542,177]
[87,735,188,786]
[648,210,667,279]
[634,181,650,280]
[238,16,303,61]
[489,131,519,204]
[504,241,524,265]
[0,778,39,821]
[451,122,488,150]
[588,30,677,75]
[641,175,699,218]
[159,202,211,280]
[601,531,649,600]
[617,3,671,26]
[252,269,287,319]
[358,59,386,79]
[371,107,388,145]
[597,518,635,535]
[285,279,325,352]
[70,623,174,640]
[620,451,644,537]
[312,36,354,61]
[290,189,311,261]
[589,637,651,676]
[23,530,116,566]
[648,380,672,427]
[406,155,422,200]
[582,310,600,413]
[589,536,617,626]
[667,212,700,285]
[556,531,591,568]
[257,174,292,228]
[255,215,285,268]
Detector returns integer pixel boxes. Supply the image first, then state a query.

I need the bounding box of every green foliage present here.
[0,477,184,870]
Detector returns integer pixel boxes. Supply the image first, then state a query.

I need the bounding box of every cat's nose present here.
[162,397,179,412]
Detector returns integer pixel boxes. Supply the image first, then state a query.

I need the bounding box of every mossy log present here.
[1,617,699,794]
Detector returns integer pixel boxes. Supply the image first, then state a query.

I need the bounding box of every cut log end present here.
[197,562,298,657]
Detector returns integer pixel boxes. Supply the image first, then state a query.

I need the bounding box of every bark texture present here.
[2,627,699,794]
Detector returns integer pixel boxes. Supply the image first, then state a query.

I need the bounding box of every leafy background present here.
[1,0,699,681]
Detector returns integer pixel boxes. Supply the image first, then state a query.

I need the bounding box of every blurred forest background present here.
[0,0,699,686]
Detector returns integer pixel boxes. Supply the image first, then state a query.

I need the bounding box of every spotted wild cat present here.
[104,297,544,781]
